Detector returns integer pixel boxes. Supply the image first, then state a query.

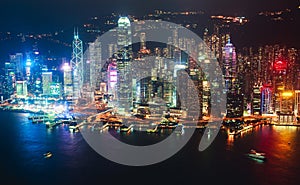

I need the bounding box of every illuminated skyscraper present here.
[71,28,83,100]
[222,38,243,117]
[222,38,237,92]
[107,59,118,99]
[25,58,32,80]
[116,16,133,114]
[188,58,203,118]
[287,48,298,90]
[16,81,28,98]
[295,90,300,118]
[252,84,261,115]
[81,36,103,103]
[10,53,24,80]
[117,17,132,55]
[62,63,73,98]
[261,84,273,114]
[3,62,16,98]
[42,72,52,96]
[87,37,102,91]
[272,58,288,113]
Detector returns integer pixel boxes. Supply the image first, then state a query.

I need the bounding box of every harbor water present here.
[1,112,300,185]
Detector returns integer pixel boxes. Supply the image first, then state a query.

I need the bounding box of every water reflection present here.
[2,112,300,185]
[226,134,234,151]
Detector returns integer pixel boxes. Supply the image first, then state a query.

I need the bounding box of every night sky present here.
[0,0,298,32]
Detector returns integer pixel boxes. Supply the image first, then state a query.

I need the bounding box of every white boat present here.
[44,152,53,158]
[247,149,266,160]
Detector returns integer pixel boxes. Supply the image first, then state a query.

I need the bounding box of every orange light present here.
[282,91,293,97]
[277,86,284,91]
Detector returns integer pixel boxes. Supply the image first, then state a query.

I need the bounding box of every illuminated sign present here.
[274,60,287,71]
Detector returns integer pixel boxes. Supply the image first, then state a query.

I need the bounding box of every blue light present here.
[26,60,32,66]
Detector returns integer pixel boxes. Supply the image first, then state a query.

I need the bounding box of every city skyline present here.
[1,16,299,122]
[0,2,300,185]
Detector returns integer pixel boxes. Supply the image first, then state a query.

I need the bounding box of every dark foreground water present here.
[1,112,300,185]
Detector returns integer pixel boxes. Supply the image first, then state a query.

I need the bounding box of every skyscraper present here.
[71,28,83,100]
[107,59,118,99]
[261,84,273,114]
[87,37,102,91]
[62,63,73,98]
[116,16,133,114]
[222,38,243,117]
[222,38,237,92]
[295,90,300,118]
[16,81,28,98]
[10,53,24,80]
[3,62,16,99]
[42,72,52,96]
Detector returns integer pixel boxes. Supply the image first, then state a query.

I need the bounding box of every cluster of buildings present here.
[204,27,300,123]
[76,17,217,118]
[0,51,63,100]
[1,16,299,124]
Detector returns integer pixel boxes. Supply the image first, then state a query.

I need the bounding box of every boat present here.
[247,149,266,161]
[174,125,184,135]
[44,152,53,158]
[119,125,132,133]
[146,125,159,133]
[45,121,51,128]
[69,124,77,130]
[69,121,79,132]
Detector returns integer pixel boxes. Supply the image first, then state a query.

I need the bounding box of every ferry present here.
[247,149,266,161]
[146,125,159,133]
[119,125,133,133]
[44,152,53,159]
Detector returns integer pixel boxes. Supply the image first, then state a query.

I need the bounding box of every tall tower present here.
[222,37,243,117]
[222,37,237,92]
[261,84,273,114]
[116,16,133,114]
[71,28,83,101]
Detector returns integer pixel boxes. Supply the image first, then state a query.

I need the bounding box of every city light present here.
[0,4,299,184]
[282,91,293,97]
[26,59,31,66]
[274,60,287,71]
[62,62,71,71]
